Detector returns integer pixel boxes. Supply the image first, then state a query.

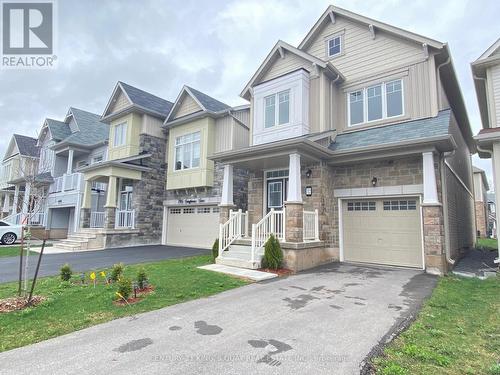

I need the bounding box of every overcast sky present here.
[1,0,499,187]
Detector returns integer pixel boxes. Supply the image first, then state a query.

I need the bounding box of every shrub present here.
[116,277,132,300]
[60,263,72,282]
[262,234,283,270]
[111,263,124,282]
[137,268,148,289]
[212,239,220,262]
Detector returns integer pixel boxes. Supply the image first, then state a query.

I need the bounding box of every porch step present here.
[55,230,106,252]
[216,256,261,270]
[216,241,263,270]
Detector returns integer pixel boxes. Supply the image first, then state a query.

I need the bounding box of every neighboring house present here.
[57,81,173,250]
[212,5,475,275]
[473,166,489,237]
[162,86,250,249]
[36,107,109,239]
[487,192,497,237]
[0,134,40,224]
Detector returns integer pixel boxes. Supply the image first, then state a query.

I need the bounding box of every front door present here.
[267,179,288,212]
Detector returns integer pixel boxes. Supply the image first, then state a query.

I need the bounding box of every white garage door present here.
[165,206,219,249]
[342,198,423,268]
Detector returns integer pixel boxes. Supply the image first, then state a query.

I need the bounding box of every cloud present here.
[0,0,499,189]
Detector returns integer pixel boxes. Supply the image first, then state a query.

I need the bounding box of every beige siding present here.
[141,114,166,139]
[109,90,131,114]
[232,108,250,126]
[446,114,473,191]
[214,115,233,153]
[260,52,313,82]
[490,64,500,127]
[173,94,202,119]
[232,122,250,150]
[305,16,426,82]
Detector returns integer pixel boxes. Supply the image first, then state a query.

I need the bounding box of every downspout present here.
[440,150,456,265]
[436,57,451,109]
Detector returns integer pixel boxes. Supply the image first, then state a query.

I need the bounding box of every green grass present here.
[477,238,498,252]
[0,255,248,352]
[373,276,500,375]
[0,246,25,258]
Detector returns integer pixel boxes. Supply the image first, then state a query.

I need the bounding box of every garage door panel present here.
[343,198,423,268]
[166,206,219,249]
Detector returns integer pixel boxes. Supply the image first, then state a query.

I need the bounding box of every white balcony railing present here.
[303,209,320,241]
[251,208,284,263]
[90,212,105,228]
[3,212,46,226]
[115,210,135,229]
[49,172,84,194]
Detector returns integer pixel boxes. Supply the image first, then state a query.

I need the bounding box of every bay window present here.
[264,89,290,128]
[174,131,201,171]
[113,122,127,147]
[348,79,404,126]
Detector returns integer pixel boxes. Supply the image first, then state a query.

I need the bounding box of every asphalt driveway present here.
[0,245,209,283]
[0,263,437,375]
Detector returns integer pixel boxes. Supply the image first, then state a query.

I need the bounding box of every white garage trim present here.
[334,184,423,198]
[338,193,425,270]
[161,206,168,245]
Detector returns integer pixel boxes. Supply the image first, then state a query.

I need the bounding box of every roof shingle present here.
[119,81,173,117]
[186,86,231,113]
[14,134,39,157]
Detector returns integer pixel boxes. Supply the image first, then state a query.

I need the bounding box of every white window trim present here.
[347,79,404,127]
[113,122,128,147]
[173,131,201,172]
[327,35,342,58]
[263,89,290,129]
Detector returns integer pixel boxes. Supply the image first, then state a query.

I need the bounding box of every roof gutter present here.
[436,56,451,110]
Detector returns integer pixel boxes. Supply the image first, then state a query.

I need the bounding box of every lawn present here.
[0,255,249,352]
[477,237,498,252]
[373,275,500,375]
[0,246,23,258]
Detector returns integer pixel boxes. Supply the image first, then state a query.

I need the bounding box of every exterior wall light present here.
[371,177,378,187]
[305,169,312,178]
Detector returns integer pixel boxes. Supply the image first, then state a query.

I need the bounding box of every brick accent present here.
[80,208,91,228]
[219,205,236,224]
[422,205,446,274]
[247,171,264,234]
[284,202,303,242]
[104,207,116,229]
[475,201,487,237]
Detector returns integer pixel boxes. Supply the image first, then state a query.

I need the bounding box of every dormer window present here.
[264,90,290,128]
[327,35,342,57]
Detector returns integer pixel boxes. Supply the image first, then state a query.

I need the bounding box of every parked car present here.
[0,220,22,245]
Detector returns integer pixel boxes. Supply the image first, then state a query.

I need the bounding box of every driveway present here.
[0,245,209,283]
[0,263,436,374]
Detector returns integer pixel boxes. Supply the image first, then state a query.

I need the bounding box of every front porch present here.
[216,148,332,271]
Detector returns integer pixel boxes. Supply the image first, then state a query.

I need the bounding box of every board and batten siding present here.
[173,94,202,120]
[260,52,313,83]
[141,114,166,139]
[214,114,250,153]
[488,64,500,128]
[109,90,131,114]
[304,16,427,82]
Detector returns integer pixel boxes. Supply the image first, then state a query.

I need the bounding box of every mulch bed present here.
[258,268,294,277]
[113,285,155,306]
[0,296,46,313]
[136,285,155,295]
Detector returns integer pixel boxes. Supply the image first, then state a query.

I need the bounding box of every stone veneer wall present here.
[165,162,248,211]
[105,134,167,248]
[247,171,264,232]
[475,201,487,237]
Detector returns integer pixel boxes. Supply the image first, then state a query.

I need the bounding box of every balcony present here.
[49,173,84,194]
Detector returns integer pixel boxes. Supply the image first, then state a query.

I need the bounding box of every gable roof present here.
[13,134,39,158]
[475,37,500,62]
[240,40,344,99]
[298,5,444,51]
[473,166,490,190]
[165,85,231,123]
[330,109,451,152]
[52,107,109,148]
[102,81,173,120]
[45,118,72,141]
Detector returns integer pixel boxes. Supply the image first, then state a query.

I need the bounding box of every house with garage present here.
[212,5,475,275]
[55,82,174,251]
[162,86,250,249]
[472,166,489,238]
[0,134,41,225]
[472,37,500,261]
[35,107,109,240]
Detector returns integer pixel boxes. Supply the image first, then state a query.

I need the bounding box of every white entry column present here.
[219,164,235,224]
[67,149,74,175]
[422,152,439,205]
[12,185,20,215]
[287,153,302,202]
[2,193,10,214]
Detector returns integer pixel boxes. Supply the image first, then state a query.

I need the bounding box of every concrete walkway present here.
[0,263,437,375]
[198,264,278,281]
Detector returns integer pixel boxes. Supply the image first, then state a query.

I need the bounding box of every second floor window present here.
[327,35,342,57]
[348,79,404,126]
[175,131,200,171]
[113,122,127,147]
[264,90,290,128]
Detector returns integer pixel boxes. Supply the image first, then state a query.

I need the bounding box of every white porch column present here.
[2,193,10,213]
[220,164,234,206]
[287,153,302,202]
[422,152,439,205]
[105,176,118,208]
[12,185,20,214]
[67,149,74,175]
